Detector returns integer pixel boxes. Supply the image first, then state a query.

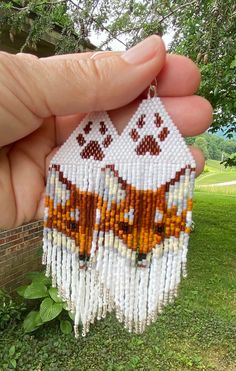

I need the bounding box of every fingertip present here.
[189,145,205,176]
[161,96,213,137]
[121,35,166,66]
[156,54,201,96]
[199,96,214,127]
[176,54,201,92]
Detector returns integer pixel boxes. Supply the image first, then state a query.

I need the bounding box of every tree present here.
[0,0,235,140]
[222,140,236,155]
[0,0,88,54]
[194,137,209,159]
[171,0,236,138]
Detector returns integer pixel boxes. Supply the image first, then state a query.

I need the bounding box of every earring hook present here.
[147,78,158,99]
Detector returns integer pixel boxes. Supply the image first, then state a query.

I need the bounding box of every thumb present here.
[0,35,165,145]
[37,35,166,114]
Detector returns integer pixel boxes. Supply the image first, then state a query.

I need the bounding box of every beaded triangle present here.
[43,97,196,336]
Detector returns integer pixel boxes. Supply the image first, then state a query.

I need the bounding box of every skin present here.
[0,36,213,229]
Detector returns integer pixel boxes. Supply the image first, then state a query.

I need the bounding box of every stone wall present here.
[0,221,43,292]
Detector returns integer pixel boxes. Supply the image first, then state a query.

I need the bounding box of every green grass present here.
[204,159,235,172]
[1,193,236,371]
[196,171,236,185]
[205,159,224,170]
[196,160,236,194]
[196,185,236,195]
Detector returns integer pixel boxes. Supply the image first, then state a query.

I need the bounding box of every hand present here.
[0,35,212,229]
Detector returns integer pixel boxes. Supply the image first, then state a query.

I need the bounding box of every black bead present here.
[70,222,77,230]
[137,253,146,261]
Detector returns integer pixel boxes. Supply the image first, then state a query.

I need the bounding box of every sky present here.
[89,30,174,51]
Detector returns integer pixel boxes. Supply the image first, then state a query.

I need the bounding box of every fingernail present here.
[121,35,160,65]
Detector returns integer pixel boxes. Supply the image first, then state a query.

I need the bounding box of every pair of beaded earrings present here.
[42,83,195,337]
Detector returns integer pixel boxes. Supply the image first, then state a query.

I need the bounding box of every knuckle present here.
[70,58,108,109]
[0,52,13,75]
[74,57,117,109]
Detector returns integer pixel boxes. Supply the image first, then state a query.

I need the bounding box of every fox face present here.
[44,98,195,264]
[44,163,193,261]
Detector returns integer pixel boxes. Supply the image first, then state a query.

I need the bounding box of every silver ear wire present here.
[147,78,158,99]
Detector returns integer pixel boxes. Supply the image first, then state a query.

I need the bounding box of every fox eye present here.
[119,221,129,233]
[70,222,77,230]
[154,224,164,234]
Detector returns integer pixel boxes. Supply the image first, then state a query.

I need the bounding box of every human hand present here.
[0,35,212,229]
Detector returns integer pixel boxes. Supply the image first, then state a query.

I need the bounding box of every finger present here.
[41,51,112,61]
[108,95,212,137]
[40,36,165,114]
[189,146,205,176]
[55,95,212,145]
[156,54,201,96]
[161,96,213,136]
[47,52,201,97]
[0,35,166,146]
[55,113,86,145]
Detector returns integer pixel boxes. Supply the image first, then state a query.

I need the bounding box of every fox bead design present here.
[43,97,196,336]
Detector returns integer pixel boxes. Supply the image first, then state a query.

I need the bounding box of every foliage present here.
[0,0,86,54]
[16,271,73,335]
[194,136,209,159]
[0,1,235,138]
[0,193,235,370]
[189,132,236,162]
[0,344,20,370]
[171,0,236,137]
[0,288,26,330]
[221,153,236,168]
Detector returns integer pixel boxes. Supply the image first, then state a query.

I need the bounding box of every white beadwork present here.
[42,97,196,336]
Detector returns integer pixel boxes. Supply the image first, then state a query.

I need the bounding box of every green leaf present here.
[23,311,42,333]
[68,311,75,321]
[40,298,63,322]
[23,282,48,299]
[3,314,10,321]
[230,56,236,69]
[60,319,72,334]
[49,287,63,303]
[9,345,15,357]
[63,302,69,310]
[16,285,28,297]
[25,271,51,286]
[10,359,17,369]
[0,288,7,298]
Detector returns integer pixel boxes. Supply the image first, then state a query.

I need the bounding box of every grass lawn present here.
[196,171,236,185]
[0,193,236,371]
[196,185,236,196]
[196,160,236,195]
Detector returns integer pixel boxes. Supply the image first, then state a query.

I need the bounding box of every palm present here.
[4,114,83,226]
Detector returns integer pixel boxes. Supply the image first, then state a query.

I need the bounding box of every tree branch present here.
[10,0,67,12]
[68,0,128,48]
[159,0,198,24]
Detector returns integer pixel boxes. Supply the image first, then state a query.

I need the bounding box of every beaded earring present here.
[42,85,196,337]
